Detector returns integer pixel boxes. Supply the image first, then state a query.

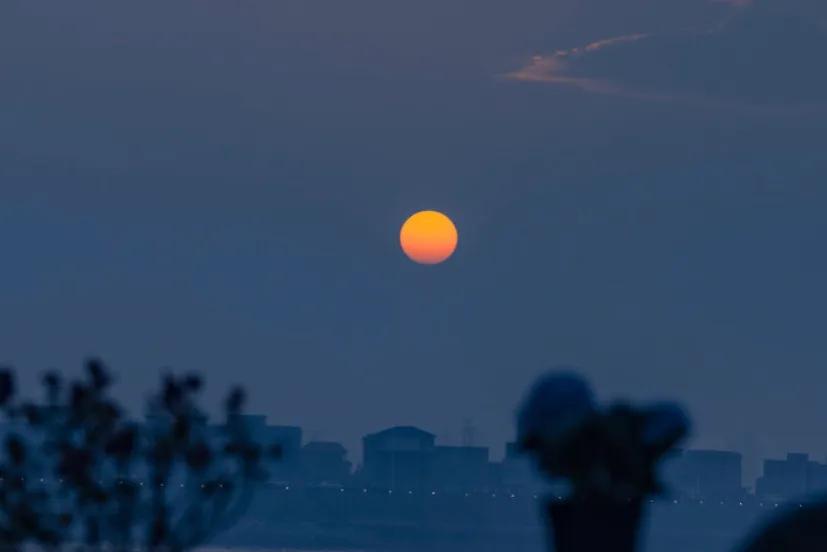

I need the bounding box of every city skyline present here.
[113,412,827,500]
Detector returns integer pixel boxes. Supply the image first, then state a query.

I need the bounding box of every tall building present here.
[756,453,827,501]
[362,426,436,490]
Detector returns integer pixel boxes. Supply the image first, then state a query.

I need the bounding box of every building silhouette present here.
[756,453,827,502]
[172,417,827,505]
[361,426,436,491]
[220,415,303,482]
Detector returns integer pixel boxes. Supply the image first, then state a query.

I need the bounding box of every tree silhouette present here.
[0,359,280,552]
[517,371,689,552]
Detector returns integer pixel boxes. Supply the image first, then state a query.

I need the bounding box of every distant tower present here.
[461,418,477,447]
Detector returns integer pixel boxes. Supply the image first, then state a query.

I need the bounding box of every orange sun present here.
[400,210,458,265]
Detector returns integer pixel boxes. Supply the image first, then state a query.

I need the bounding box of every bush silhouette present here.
[0,359,280,551]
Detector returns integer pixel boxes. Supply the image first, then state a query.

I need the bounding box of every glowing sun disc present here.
[400,210,458,265]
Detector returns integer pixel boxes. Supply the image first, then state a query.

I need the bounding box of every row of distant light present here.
[0,478,806,508]
[323,488,535,499]
[0,478,224,490]
[659,498,801,508]
[277,486,804,508]
[279,486,538,499]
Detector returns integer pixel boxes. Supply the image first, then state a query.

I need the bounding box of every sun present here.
[400,210,458,265]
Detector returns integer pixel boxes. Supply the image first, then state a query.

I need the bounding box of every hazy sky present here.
[2,0,827,472]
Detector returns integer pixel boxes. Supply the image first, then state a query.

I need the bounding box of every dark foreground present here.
[214,486,786,552]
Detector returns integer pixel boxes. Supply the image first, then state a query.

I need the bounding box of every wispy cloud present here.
[505,4,827,107]
[507,34,649,87]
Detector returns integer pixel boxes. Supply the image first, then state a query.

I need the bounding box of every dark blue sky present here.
[2,0,826,472]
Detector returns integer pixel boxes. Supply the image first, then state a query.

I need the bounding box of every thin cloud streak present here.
[503,6,827,109]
